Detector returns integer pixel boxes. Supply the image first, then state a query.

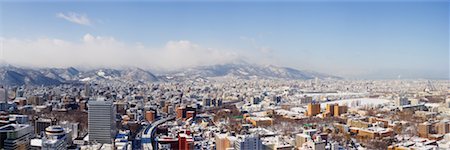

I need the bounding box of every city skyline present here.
[0,1,449,150]
[0,1,448,79]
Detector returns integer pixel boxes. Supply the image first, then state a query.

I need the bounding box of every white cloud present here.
[156,40,239,69]
[57,12,91,26]
[165,40,198,50]
[258,46,272,54]
[1,34,240,70]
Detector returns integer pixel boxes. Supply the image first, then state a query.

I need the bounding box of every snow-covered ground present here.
[320,98,392,108]
[303,92,369,97]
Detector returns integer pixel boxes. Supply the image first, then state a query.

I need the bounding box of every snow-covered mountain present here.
[0,62,340,85]
[163,62,341,80]
[0,65,62,86]
[119,68,159,82]
[0,66,159,86]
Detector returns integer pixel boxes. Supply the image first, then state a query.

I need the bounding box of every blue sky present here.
[0,1,448,79]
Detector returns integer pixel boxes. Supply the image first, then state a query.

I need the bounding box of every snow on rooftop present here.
[301,92,368,97]
[30,139,42,147]
[320,98,391,108]
[80,77,91,82]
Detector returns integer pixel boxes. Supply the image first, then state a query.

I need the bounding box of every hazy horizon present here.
[0,1,448,79]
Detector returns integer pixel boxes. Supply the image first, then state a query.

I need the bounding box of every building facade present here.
[88,100,116,144]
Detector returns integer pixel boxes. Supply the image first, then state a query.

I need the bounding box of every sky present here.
[0,0,448,79]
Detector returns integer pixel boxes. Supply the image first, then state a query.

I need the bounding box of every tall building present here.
[176,107,184,119]
[396,97,410,107]
[28,96,44,106]
[0,124,32,150]
[176,106,196,120]
[88,100,116,144]
[0,87,7,103]
[35,118,57,137]
[203,98,211,107]
[333,105,348,117]
[145,111,156,122]
[84,83,91,97]
[42,126,68,150]
[295,134,311,148]
[215,133,232,150]
[59,121,79,139]
[324,104,347,117]
[437,120,450,135]
[325,104,336,116]
[234,134,262,150]
[178,133,194,150]
[418,122,432,138]
[115,102,127,115]
[300,96,313,104]
[307,103,321,117]
[217,98,223,106]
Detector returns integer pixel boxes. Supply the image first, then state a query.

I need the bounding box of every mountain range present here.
[0,62,340,86]
[162,62,341,81]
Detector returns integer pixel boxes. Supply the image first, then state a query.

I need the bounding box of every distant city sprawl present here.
[0,68,448,149]
[0,0,449,150]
